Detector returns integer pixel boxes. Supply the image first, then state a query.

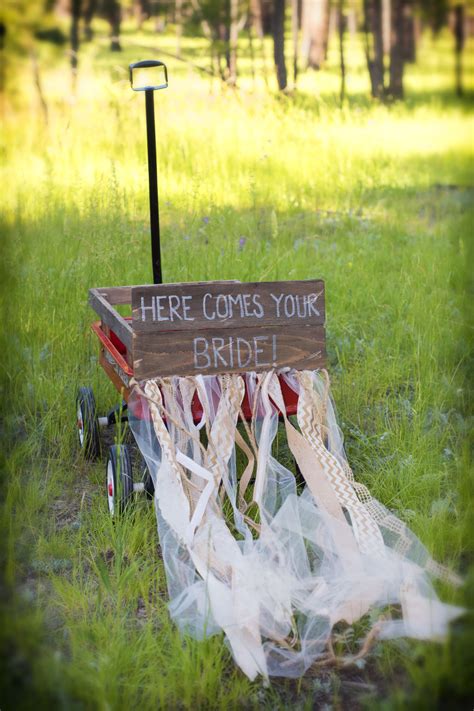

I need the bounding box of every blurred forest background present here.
[2,0,473,98]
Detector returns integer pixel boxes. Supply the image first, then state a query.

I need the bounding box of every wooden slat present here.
[99,350,132,400]
[95,286,132,305]
[89,289,133,351]
[96,280,241,306]
[133,324,326,379]
[131,280,325,333]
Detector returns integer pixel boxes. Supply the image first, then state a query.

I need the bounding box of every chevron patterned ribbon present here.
[294,371,386,557]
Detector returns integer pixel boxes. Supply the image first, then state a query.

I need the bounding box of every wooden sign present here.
[131,280,325,379]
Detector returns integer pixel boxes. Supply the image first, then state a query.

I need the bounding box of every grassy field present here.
[1,20,473,709]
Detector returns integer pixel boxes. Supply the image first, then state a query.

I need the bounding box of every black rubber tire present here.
[106,444,134,515]
[143,466,155,498]
[76,387,100,460]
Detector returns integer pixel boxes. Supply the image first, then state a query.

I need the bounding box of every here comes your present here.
[137,289,322,324]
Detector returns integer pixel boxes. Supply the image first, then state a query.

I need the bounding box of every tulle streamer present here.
[129,370,462,681]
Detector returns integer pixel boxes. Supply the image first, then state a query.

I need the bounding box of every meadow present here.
[1,19,473,709]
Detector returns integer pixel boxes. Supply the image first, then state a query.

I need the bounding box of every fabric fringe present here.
[129,370,463,680]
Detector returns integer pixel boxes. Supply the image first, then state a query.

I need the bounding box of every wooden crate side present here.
[89,288,133,352]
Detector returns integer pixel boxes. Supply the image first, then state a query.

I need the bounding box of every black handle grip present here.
[129,60,165,70]
[129,60,168,91]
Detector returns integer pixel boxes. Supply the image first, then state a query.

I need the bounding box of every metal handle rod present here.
[145,89,162,284]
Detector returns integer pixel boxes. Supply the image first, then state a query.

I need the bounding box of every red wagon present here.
[77,61,323,515]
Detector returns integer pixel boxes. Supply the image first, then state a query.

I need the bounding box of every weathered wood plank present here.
[131,280,325,332]
[89,288,133,351]
[95,286,132,305]
[96,280,241,306]
[99,350,132,397]
[133,324,326,379]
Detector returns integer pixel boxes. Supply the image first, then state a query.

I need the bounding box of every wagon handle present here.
[129,60,168,285]
[129,60,168,91]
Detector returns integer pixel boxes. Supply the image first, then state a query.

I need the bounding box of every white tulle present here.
[129,370,462,681]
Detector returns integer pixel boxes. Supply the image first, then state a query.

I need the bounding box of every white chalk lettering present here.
[182,295,194,321]
[284,294,296,318]
[140,296,156,322]
[252,294,264,318]
[168,294,183,321]
[193,337,211,369]
[307,293,320,317]
[254,336,271,367]
[139,294,197,322]
[192,333,279,371]
[203,293,215,320]
[212,337,228,367]
[296,295,306,318]
[202,292,266,321]
[270,292,321,320]
[270,292,284,317]
[139,286,321,326]
[215,294,229,319]
[155,295,169,321]
[242,293,252,317]
[236,337,252,368]
[229,294,243,317]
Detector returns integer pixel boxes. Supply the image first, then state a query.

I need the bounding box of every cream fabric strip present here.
[265,374,361,563]
[295,371,385,557]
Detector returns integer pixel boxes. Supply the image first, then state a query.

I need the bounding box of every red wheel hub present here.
[108,482,114,497]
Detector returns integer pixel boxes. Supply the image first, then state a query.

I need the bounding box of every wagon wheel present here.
[76,387,100,460]
[106,444,134,516]
[143,465,155,499]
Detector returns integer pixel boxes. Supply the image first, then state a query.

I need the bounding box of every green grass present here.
[1,20,473,709]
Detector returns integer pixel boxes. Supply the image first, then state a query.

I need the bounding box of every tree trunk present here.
[454,4,465,97]
[388,0,405,98]
[218,20,231,77]
[347,6,357,46]
[273,0,287,90]
[0,22,5,93]
[291,0,299,85]
[103,0,122,51]
[248,0,256,85]
[176,0,183,57]
[150,0,160,26]
[382,0,390,55]
[31,48,49,124]
[71,0,81,75]
[229,0,239,84]
[364,0,385,98]
[84,0,96,41]
[338,2,345,105]
[250,0,264,37]
[135,0,150,30]
[250,0,270,86]
[302,0,330,70]
[261,0,273,34]
[402,0,416,62]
